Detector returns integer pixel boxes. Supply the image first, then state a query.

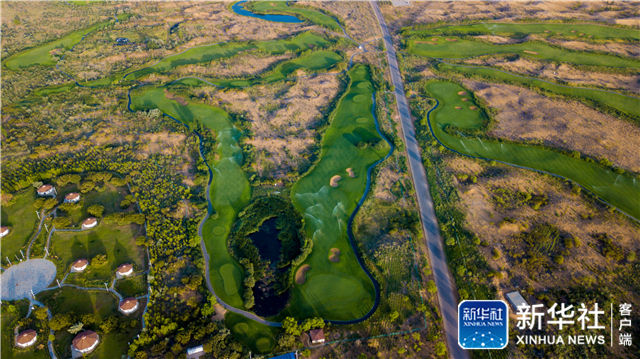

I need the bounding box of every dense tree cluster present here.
[229,195,307,306]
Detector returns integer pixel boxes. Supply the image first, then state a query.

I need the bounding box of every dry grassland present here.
[463,80,640,172]
[447,156,640,305]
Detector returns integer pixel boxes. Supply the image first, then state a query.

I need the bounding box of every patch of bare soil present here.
[329,248,341,263]
[164,90,188,106]
[346,168,355,177]
[450,157,640,307]
[211,303,227,321]
[330,175,342,187]
[464,57,640,94]
[213,75,341,179]
[463,80,640,172]
[474,35,522,44]
[295,264,311,285]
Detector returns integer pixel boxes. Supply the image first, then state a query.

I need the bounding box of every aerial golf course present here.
[404,21,640,220]
[129,63,389,321]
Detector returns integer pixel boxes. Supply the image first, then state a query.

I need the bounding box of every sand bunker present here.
[455,106,462,110]
[330,175,342,187]
[461,98,468,102]
[469,106,478,110]
[346,168,355,178]
[523,50,539,55]
[295,265,311,285]
[457,91,466,95]
[329,248,341,263]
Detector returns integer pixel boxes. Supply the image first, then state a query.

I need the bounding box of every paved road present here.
[370,3,469,359]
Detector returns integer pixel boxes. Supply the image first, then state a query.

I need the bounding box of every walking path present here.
[370,2,469,358]
[25,210,48,259]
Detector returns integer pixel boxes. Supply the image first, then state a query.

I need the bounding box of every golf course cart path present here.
[370,2,469,359]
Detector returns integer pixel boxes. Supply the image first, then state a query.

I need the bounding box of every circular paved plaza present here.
[1,258,57,300]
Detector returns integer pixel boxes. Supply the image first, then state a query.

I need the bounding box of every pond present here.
[249,217,282,264]
[232,0,303,23]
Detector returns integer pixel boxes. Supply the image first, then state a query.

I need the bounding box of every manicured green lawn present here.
[50,223,145,284]
[423,80,640,219]
[125,31,332,81]
[1,301,49,359]
[115,275,147,298]
[287,64,390,321]
[58,184,128,225]
[246,1,341,31]
[3,14,128,70]
[408,37,640,68]
[37,287,137,359]
[38,287,117,320]
[403,22,640,41]
[130,86,250,309]
[1,190,39,264]
[225,312,280,353]
[434,62,640,121]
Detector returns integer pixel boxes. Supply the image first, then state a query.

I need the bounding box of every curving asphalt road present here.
[370,3,469,359]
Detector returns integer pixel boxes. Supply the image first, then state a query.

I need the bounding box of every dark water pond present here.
[253,278,289,317]
[249,217,281,263]
[248,217,290,316]
[232,0,304,23]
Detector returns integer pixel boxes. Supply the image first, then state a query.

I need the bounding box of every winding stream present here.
[232,0,304,23]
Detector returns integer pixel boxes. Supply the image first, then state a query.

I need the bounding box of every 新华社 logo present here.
[458,300,509,349]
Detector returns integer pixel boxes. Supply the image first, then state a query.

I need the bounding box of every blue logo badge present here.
[458,300,509,349]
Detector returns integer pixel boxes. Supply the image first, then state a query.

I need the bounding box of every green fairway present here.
[129,85,250,308]
[407,37,640,68]
[1,190,39,264]
[50,223,144,283]
[125,31,332,81]
[403,22,640,42]
[423,80,640,219]
[225,312,280,353]
[434,62,640,121]
[3,15,126,70]
[287,64,390,320]
[245,1,341,31]
[174,50,343,89]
